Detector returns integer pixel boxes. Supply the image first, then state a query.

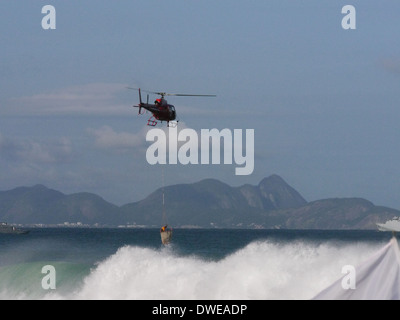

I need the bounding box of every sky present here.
[1,1,400,209]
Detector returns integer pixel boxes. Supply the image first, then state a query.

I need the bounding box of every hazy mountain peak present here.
[30,184,53,192]
[258,174,289,188]
[258,175,307,209]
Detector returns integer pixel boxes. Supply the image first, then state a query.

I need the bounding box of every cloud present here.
[86,122,196,155]
[5,83,133,116]
[0,133,72,164]
[87,125,148,152]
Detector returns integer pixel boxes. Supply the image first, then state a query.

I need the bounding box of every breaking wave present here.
[0,240,383,300]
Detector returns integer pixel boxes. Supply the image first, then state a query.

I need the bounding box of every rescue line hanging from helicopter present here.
[127,87,216,127]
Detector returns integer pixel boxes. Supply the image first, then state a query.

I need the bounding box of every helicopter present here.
[127,87,216,127]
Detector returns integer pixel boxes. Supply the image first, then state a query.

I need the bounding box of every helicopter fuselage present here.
[138,103,177,122]
[128,87,215,127]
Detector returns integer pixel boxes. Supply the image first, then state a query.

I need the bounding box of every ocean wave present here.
[30,240,383,300]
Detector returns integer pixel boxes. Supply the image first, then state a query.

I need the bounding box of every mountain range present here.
[0,175,398,229]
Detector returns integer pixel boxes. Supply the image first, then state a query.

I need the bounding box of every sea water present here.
[0,228,392,300]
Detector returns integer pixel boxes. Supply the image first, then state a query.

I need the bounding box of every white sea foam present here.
[40,240,383,300]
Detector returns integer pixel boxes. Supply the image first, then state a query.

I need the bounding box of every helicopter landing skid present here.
[147,116,158,126]
[167,121,178,128]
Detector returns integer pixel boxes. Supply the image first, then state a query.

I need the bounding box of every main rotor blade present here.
[165,93,217,97]
[126,87,216,97]
[126,87,157,94]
